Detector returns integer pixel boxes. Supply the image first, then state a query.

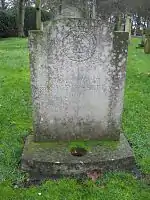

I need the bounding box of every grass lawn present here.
[0,37,150,199]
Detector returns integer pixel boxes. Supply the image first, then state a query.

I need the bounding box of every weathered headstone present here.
[21,2,135,179]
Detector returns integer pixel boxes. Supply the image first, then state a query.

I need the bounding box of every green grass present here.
[0,37,150,199]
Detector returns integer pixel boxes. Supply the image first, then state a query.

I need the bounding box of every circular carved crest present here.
[62,28,97,62]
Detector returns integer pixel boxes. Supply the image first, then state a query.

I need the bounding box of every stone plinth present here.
[21,134,135,179]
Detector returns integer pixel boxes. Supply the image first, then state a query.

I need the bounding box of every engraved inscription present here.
[62,28,97,62]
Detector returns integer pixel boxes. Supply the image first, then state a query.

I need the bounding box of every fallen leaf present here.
[87,169,102,182]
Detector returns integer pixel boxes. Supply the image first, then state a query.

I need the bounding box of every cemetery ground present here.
[0,37,150,200]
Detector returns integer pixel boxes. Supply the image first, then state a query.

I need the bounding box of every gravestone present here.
[144,29,150,54]
[125,15,131,41]
[21,4,135,179]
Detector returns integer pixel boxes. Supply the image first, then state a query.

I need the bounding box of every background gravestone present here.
[21,4,135,179]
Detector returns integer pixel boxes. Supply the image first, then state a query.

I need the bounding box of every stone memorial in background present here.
[144,29,150,54]
[21,1,135,179]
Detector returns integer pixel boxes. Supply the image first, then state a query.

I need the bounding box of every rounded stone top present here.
[55,5,83,19]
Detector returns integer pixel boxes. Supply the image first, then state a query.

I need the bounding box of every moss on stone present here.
[68,140,118,151]
[25,135,119,156]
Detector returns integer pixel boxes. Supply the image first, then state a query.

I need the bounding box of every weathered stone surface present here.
[21,133,135,179]
[29,18,129,142]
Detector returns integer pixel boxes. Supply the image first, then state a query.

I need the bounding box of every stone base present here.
[21,134,135,180]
